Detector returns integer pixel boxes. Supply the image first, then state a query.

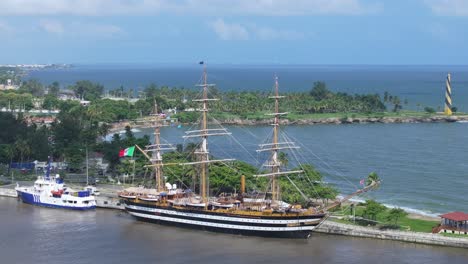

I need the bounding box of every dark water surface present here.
[1,198,468,264]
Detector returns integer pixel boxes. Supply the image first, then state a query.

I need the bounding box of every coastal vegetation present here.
[336,200,439,233]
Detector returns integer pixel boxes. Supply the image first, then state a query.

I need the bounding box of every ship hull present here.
[124,201,325,239]
[17,190,96,210]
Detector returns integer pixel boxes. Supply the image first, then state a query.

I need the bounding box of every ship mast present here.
[151,100,164,191]
[200,65,209,202]
[139,99,175,191]
[182,62,233,203]
[255,75,302,203]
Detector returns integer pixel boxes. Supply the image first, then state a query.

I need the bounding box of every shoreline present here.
[108,114,468,133]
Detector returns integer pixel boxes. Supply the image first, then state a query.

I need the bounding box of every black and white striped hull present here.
[124,202,326,239]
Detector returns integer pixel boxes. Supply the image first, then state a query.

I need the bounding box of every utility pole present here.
[86,145,89,186]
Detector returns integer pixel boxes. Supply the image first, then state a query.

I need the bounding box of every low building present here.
[434,212,468,235]
[0,84,19,90]
[58,90,78,101]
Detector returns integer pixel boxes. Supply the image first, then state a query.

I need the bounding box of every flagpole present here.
[132,155,136,185]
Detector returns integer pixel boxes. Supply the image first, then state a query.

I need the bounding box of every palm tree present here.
[14,138,31,164]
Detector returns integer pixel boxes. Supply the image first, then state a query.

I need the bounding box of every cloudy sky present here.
[0,0,467,64]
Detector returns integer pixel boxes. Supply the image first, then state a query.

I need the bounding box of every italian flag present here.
[119,146,135,158]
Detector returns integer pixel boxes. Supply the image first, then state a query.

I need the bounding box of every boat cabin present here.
[435,212,468,235]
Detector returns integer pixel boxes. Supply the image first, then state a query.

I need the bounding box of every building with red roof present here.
[433,212,468,235]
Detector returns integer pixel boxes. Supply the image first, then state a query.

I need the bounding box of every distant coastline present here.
[109,113,467,133]
[218,114,466,126]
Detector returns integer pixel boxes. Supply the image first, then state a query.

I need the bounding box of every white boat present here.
[15,160,96,210]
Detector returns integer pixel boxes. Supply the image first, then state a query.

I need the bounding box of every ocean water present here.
[27,64,468,111]
[142,122,468,216]
[1,197,468,264]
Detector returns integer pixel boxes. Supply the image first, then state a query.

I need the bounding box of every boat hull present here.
[133,214,313,238]
[17,190,96,210]
[124,200,325,239]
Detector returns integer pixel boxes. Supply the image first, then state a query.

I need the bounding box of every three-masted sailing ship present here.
[119,65,378,238]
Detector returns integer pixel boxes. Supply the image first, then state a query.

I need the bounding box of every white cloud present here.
[37,19,124,37]
[211,19,306,41]
[252,26,305,40]
[211,19,249,40]
[39,19,64,34]
[0,0,381,16]
[425,0,468,16]
[0,21,13,32]
[70,22,124,37]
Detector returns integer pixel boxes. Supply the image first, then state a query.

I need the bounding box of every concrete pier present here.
[314,221,468,248]
[0,187,18,198]
[95,196,124,210]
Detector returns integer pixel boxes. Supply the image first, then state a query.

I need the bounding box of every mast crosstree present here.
[180,63,233,203]
[254,75,303,202]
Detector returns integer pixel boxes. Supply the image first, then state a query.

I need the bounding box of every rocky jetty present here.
[219,115,468,126]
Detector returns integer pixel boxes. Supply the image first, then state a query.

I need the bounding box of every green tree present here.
[309,81,331,101]
[362,199,387,221]
[71,80,104,101]
[391,96,402,112]
[424,107,436,114]
[386,207,407,226]
[366,172,380,186]
[48,81,60,96]
[19,79,45,97]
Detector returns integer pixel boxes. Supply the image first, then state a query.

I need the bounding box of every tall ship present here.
[119,64,378,238]
[15,158,96,210]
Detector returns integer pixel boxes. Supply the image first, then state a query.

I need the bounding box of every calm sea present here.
[1,197,468,264]
[27,64,468,111]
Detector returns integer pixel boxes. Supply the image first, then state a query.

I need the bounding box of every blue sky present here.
[1,0,468,65]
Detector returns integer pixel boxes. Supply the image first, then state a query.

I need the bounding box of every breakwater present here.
[315,221,468,248]
[220,115,467,126]
[109,114,468,134]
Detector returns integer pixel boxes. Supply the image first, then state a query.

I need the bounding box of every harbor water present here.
[1,197,468,264]
[146,122,468,216]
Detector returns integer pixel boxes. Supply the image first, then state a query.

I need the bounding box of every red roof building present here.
[440,212,468,222]
[434,211,468,235]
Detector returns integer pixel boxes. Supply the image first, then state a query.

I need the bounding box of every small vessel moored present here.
[15,158,96,210]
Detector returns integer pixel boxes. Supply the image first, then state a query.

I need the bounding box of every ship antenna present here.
[45,156,51,180]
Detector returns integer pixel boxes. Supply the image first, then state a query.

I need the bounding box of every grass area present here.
[334,205,439,233]
[441,232,468,238]
[398,217,439,233]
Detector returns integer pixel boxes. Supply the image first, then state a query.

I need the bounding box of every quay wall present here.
[0,187,18,198]
[95,196,124,210]
[314,221,468,248]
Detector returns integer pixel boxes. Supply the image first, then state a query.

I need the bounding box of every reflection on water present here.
[1,198,468,264]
